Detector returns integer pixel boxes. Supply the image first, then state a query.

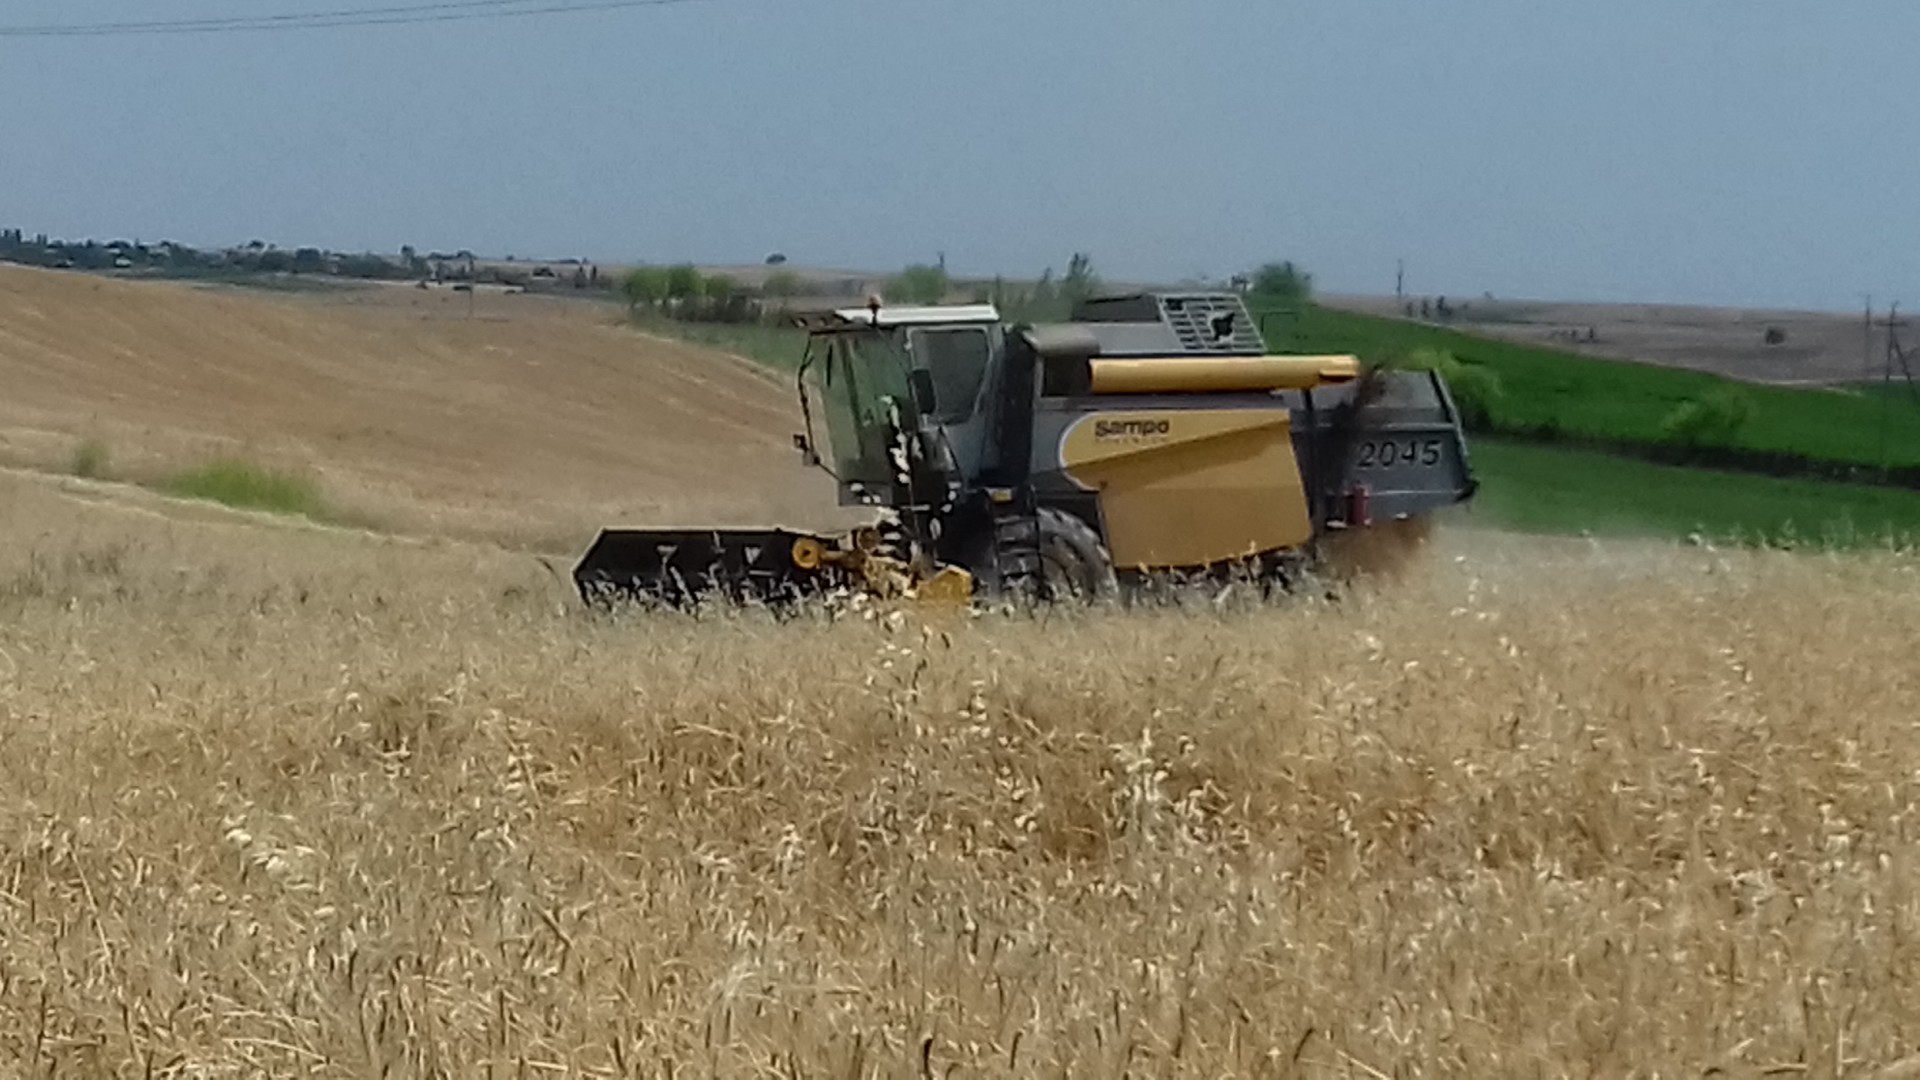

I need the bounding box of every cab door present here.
[905,323,1001,482]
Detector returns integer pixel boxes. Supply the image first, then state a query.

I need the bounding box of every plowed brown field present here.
[0,267,851,547]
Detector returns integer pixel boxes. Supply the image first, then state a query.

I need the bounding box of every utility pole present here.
[1879,303,1906,477]
[1864,294,1874,383]
[1396,259,1405,301]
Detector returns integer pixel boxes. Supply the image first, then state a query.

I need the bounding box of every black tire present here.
[1034,507,1118,602]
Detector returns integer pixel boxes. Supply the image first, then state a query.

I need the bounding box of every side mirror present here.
[907,369,939,415]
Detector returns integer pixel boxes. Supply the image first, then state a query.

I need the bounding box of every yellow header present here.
[1087,355,1362,395]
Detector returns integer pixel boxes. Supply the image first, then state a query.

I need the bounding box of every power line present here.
[4,0,557,33]
[0,0,719,37]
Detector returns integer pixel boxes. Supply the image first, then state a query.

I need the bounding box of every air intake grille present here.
[1157,294,1267,353]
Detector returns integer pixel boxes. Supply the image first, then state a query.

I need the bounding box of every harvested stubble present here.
[2,495,1920,1076]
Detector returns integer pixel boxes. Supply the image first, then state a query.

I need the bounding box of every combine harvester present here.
[574,291,1478,606]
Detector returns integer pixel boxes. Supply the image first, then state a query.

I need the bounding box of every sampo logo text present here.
[1093,418,1172,439]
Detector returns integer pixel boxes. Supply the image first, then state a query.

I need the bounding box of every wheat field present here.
[3,472,1920,1077]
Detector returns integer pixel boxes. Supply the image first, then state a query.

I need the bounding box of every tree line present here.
[0,228,608,289]
[1,224,1320,329]
[620,253,1317,328]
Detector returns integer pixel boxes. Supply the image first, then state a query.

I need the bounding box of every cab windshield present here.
[805,328,913,487]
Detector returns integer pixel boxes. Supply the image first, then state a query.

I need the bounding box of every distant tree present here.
[664,263,703,302]
[1251,261,1313,304]
[889,263,950,305]
[698,273,751,322]
[621,266,670,313]
[291,247,325,274]
[1025,267,1059,320]
[765,252,788,266]
[1061,252,1100,309]
[257,249,290,273]
[337,253,402,280]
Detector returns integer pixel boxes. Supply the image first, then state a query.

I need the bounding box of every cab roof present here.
[827,303,1001,327]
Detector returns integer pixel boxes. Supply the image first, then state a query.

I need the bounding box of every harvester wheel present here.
[1035,507,1118,602]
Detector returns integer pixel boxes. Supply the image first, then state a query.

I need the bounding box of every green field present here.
[1848,379,1920,407]
[1262,304,1920,470]
[657,302,1920,473]
[1470,439,1920,546]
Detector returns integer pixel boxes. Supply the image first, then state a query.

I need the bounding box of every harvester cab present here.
[573,290,1479,607]
[790,301,1001,517]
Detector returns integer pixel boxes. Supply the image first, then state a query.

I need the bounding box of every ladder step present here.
[988,504,1042,586]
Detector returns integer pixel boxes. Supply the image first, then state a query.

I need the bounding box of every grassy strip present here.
[1265,304,1920,470]
[1845,380,1920,407]
[634,316,808,371]
[162,459,329,520]
[1468,438,1920,547]
[69,439,110,480]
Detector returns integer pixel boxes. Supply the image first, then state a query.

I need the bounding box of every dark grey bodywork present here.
[846,292,1478,537]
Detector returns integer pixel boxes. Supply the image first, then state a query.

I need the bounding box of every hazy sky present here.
[3,0,1914,309]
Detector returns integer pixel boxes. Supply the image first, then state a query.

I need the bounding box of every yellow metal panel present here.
[1059,410,1313,569]
[913,566,975,606]
[1087,355,1361,395]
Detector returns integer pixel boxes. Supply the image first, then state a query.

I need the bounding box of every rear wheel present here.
[1034,507,1118,602]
